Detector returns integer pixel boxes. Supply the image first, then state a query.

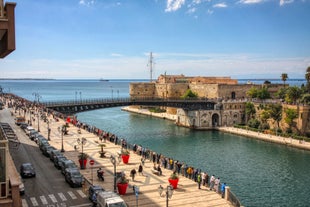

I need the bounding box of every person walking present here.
[138,164,144,176]
[130,168,137,181]
[214,177,220,193]
[221,182,226,198]
[202,172,206,186]
[209,175,215,191]
[197,173,202,189]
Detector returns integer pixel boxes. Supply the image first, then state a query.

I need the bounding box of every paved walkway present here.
[219,127,310,151]
[7,108,234,207]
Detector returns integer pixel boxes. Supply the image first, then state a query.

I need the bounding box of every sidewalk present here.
[219,127,310,151]
[21,110,233,207]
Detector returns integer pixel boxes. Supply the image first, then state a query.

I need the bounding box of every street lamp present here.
[110,155,117,193]
[158,185,173,207]
[58,125,66,152]
[29,109,32,126]
[47,120,50,141]
[77,137,87,169]
[37,113,40,132]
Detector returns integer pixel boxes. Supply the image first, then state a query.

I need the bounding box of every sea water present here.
[1,79,309,207]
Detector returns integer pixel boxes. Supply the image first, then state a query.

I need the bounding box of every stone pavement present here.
[219,127,310,151]
[19,110,234,207]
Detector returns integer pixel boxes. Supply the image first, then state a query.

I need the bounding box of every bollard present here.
[225,186,230,201]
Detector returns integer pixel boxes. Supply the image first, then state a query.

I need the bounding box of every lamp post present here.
[158,185,173,207]
[37,112,40,132]
[58,125,66,152]
[110,155,117,193]
[77,137,87,169]
[47,120,50,141]
[29,109,32,126]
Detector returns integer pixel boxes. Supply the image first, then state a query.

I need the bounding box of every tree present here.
[281,73,288,87]
[245,102,256,120]
[276,87,288,100]
[246,87,258,98]
[285,86,302,104]
[305,66,310,93]
[284,108,298,133]
[267,103,282,129]
[301,94,310,105]
[181,89,198,99]
[260,110,270,130]
[257,87,271,100]
[305,66,310,82]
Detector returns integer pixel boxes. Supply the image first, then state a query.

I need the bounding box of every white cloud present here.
[213,3,228,8]
[280,0,294,6]
[207,9,214,14]
[1,53,308,79]
[79,0,95,6]
[187,7,197,13]
[238,0,264,4]
[165,0,186,12]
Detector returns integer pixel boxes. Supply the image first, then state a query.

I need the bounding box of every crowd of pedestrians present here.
[2,93,228,197]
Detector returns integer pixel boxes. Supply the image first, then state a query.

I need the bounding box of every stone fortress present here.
[129,74,309,134]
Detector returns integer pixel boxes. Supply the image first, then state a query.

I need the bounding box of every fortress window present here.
[231,92,236,99]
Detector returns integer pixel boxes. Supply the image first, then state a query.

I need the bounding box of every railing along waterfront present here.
[227,189,242,207]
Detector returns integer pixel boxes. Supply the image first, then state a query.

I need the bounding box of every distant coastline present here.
[0,78,55,80]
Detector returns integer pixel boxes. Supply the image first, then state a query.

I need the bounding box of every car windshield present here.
[109,203,127,207]
[24,165,33,170]
[71,172,82,177]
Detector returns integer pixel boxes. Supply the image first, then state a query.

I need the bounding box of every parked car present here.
[96,191,127,207]
[19,123,28,130]
[50,149,62,161]
[20,163,36,178]
[40,141,50,151]
[25,126,35,136]
[29,131,39,140]
[15,116,26,125]
[35,135,47,144]
[89,185,105,204]
[44,146,56,157]
[54,155,67,169]
[65,168,84,187]
[60,159,77,175]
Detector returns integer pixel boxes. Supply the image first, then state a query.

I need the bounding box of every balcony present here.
[0,1,16,58]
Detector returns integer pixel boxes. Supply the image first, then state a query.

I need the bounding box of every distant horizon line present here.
[0,78,307,81]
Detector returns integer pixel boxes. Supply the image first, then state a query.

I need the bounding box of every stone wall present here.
[129,82,155,98]
[154,83,189,99]
[189,84,219,98]
[281,104,310,135]
[176,101,246,129]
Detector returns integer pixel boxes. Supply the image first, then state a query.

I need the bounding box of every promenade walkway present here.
[219,127,310,151]
[6,108,234,207]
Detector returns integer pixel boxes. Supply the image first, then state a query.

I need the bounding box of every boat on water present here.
[99,78,109,82]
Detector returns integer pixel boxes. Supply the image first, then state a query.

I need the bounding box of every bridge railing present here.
[42,97,132,107]
[42,97,222,107]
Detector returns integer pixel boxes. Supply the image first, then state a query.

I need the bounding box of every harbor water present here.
[1,79,309,207]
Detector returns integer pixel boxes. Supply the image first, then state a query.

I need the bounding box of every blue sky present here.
[1,0,310,79]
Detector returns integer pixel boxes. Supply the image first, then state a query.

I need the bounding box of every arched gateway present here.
[212,113,220,127]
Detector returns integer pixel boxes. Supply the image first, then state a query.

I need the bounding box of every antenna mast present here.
[148,52,154,82]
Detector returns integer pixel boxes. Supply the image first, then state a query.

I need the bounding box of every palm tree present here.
[305,66,310,93]
[281,73,288,88]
